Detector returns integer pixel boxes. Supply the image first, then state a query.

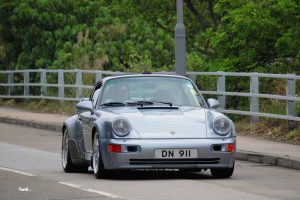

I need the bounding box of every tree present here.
[0,0,299,75]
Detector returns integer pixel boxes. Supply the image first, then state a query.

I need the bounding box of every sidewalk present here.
[0,106,299,170]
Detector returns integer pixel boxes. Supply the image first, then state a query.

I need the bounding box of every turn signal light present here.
[108,144,122,153]
[227,143,235,152]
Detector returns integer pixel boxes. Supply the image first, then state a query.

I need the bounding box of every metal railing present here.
[0,69,299,124]
[0,69,126,101]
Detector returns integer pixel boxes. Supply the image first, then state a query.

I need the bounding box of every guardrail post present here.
[75,69,82,100]
[189,74,197,84]
[24,71,29,98]
[217,72,226,109]
[95,72,102,83]
[7,71,14,95]
[58,70,64,103]
[40,69,47,96]
[286,76,296,129]
[250,73,259,122]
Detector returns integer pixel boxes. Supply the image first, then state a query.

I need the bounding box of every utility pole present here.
[175,0,186,76]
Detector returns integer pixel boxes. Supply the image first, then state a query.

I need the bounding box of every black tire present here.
[62,129,88,173]
[92,132,109,179]
[210,166,234,179]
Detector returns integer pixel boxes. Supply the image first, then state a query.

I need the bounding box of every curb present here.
[236,151,300,170]
[0,116,61,132]
[0,116,299,170]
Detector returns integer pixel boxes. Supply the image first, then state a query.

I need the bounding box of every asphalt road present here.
[0,122,299,200]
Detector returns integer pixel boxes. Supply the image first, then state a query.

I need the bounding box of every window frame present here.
[90,81,102,108]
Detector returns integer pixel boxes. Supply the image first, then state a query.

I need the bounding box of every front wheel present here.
[210,166,234,179]
[92,133,109,179]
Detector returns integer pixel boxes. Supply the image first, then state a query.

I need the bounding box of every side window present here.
[90,83,102,108]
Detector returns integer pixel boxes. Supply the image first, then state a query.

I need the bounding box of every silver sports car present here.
[62,74,236,179]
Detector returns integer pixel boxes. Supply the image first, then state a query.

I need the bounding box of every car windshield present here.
[98,76,206,108]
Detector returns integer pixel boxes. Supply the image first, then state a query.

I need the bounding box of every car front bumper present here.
[100,137,236,170]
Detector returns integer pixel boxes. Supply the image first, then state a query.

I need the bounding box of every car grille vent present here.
[137,106,179,110]
[129,158,220,165]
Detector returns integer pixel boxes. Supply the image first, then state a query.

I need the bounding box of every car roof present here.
[98,73,190,84]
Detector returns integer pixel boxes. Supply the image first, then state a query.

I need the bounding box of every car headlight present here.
[112,118,130,137]
[213,117,231,136]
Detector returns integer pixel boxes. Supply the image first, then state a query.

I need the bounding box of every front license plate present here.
[155,149,198,159]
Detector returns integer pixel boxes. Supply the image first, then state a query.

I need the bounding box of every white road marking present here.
[58,182,123,199]
[0,166,36,177]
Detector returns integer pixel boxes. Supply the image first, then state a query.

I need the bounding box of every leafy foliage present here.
[0,0,176,71]
[0,0,299,74]
[210,0,300,73]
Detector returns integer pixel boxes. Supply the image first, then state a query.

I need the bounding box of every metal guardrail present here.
[187,71,300,126]
[0,69,125,102]
[0,69,299,124]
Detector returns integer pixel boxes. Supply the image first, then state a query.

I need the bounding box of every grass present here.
[0,99,77,115]
[235,118,300,145]
[285,127,300,141]
[260,99,286,115]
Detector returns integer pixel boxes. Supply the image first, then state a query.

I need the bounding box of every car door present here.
[79,82,102,155]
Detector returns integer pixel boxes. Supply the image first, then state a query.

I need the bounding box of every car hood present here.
[107,106,207,139]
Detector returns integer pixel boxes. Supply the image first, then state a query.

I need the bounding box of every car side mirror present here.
[207,98,220,109]
[76,100,94,114]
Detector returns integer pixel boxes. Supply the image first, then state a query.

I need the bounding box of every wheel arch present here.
[93,118,107,139]
[63,115,79,139]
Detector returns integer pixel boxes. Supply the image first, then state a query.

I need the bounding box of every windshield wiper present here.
[128,100,173,107]
[100,102,126,107]
[101,101,173,107]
